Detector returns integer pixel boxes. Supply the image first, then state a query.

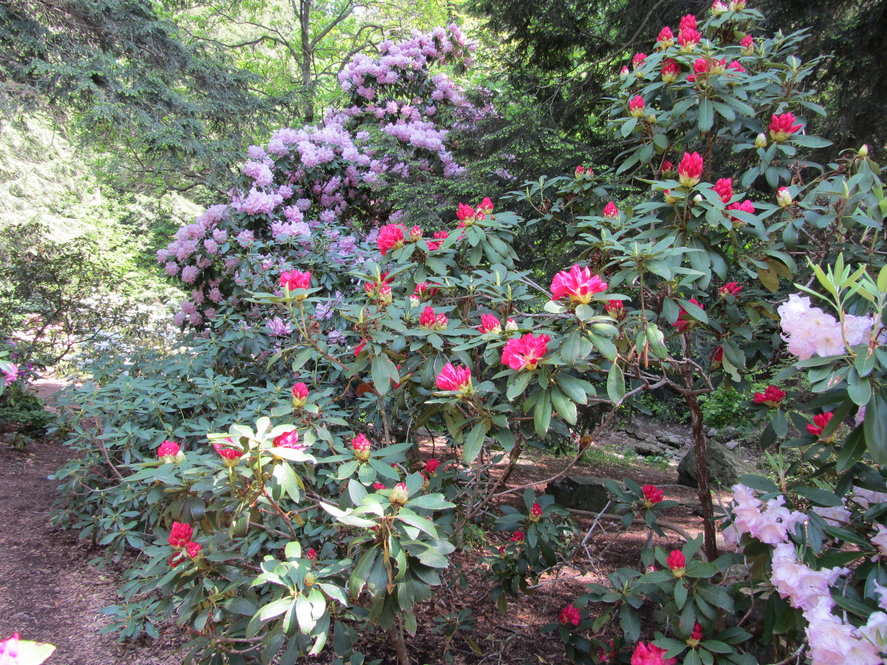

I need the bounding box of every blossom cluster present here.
[778,294,878,360]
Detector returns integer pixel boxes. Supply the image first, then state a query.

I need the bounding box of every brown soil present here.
[0,380,720,665]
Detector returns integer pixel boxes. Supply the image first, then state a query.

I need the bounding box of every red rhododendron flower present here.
[632,53,647,68]
[186,541,202,559]
[679,14,697,32]
[661,59,680,83]
[687,57,709,83]
[551,265,608,305]
[372,482,386,490]
[691,622,704,642]
[559,604,581,626]
[424,458,440,474]
[628,95,646,118]
[213,440,243,463]
[598,640,617,663]
[419,305,447,330]
[501,333,551,371]
[157,439,181,462]
[409,225,422,241]
[678,28,701,48]
[456,202,476,220]
[305,548,317,560]
[673,298,704,332]
[753,385,787,407]
[426,230,449,251]
[642,484,664,506]
[740,34,754,53]
[280,270,312,291]
[677,152,704,188]
[273,429,303,450]
[769,112,802,142]
[292,382,309,407]
[510,530,525,542]
[353,338,367,356]
[530,502,543,519]
[807,412,834,437]
[436,363,472,393]
[377,224,407,255]
[478,313,502,334]
[713,178,733,204]
[710,345,723,364]
[352,433,371,460]
[727,60,746,73]
[719,282,743,296]
[168,522,193,548]
[657,26,674,48]
[602,202,620,219]
[666,550,686,574]
[631,642,678,665]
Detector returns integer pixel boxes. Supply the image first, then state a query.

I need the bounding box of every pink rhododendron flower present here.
[657,27,674,48]
[807,412,834,437]
[559,604,581,626]
[805,601,884,665]
[713,178,733,204]
[501,333,550,371]
[711,0,728,14]
[628,95,646,118]
[353,338,367,356]
[409,225,423,241]
[436,363,472,393]
[551,265,608,305]
[2,364,19,386]
[719,281,742,296]
[677,152,703,188]
[678,28,701,49]
[620,65,630,76]
[273,430,303,450]
[661,59,680,83]
[740,34,754,54]
[168,522,194,548]
[478,313,502,334]
[424,458,440,474]
[679,14,697,32]
[728,484,808,545]
[727,60,746,73]
[377,224,406,255]
[606,300,625,320]
[753,385,786,407]
[687,57,709,83]
[280,270,311,291]
[631,642,677,665]
[770,112,803,142]
[529,502,543,521]
[510,530,525,542]
[776,187,793,207]
[602,202,620,219]
[157,440,181,463]
[305,548,317,560]
[726,199,755,224]
[632,53,647,68]
[186,541,202,558]
[426,230,449,251]
[419,305,448,330]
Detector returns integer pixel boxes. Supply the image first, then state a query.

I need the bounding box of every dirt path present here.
[0,380,183,665]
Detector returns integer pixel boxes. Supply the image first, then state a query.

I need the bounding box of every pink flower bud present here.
[769,112,802,142]
[352,433,371,461]
[510,530,525,542]
[305,548,317,560]
[632,53,646,68]
[528,502,543,522]
[602,202,620,219]
[667,550,686,576]
[776,187,793,208]
[186,541,202,559]
[661,59,680,83]
[678,27,701,50]
[677,152,703,188]
[740,34,754,55]
[719,282,743,296]
[435,363,473,394]
[389,482,410,505]
[157,439,182,463]
[291,382,309,408]
[753,385,787,407]
[657,26,674,48]
[377,224,406,255]
[559,604,581,626]
[478,313,502,334]
[409,225,423,241]
[628,95,646,118]
[642,484,663,506]
[213,440,243,466]
[605,300,626,320]
[424,458,440,474]
[273,429,303,450]
[807,412,834,437]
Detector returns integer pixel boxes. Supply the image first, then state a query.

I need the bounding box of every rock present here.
[676,440,756,488]
[724,439,741,451]
[546,476,611,513]
[658,431,692,448]
[630,441,666,457]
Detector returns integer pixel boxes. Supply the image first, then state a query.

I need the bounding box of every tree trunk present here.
[685,392,718,561]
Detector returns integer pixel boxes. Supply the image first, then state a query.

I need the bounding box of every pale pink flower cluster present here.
[725,484,807,547]
[726,485,887,664]
[778,294,876,359]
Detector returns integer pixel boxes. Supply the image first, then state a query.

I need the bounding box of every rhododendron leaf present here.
[397,508,437,538]
[550,389,577,425]
[408,494,455,511]
[864,393,887,465]
[534,392,552,437]
[619,604,640,642]
[506,372,533,401]
[848,371,872,405]
[463,422,487,464]
[555,374,590,405]
[348,548,378,598]
[836,426,867,472]
[357,462,376,485]
[606,363,625,404]
[698,98,714,132]
[655,638,687,659]
[589,332,617,362]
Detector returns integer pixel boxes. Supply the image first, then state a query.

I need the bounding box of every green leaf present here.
[675,581,688,609]
[550,388,578,425]
[698,98,713,132]
[396,507,438,537]
[864,393,887,465]
[607,363,625,404]
[506,372,533,401]
[534,391,552,438]
[463,421,488,464]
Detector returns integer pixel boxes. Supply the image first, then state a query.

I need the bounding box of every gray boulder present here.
[546,476,611,512]
[677,440,756,488]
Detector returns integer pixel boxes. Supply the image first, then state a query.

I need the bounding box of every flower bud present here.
[754,133,767,149]
[352,433,371,461]
[693,194,702,204]
[645,113,657,124]
[291,382,309,408]
[505,318,518,332]
[409,225,423,241]
[528,502,543,523]
[859,144,869,157]
[303,572,316,587]
[664,190,678,204]
[389,482,410,506]
[776,187,793,208]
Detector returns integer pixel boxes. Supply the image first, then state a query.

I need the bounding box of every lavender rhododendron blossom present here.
[778,294,875,359]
